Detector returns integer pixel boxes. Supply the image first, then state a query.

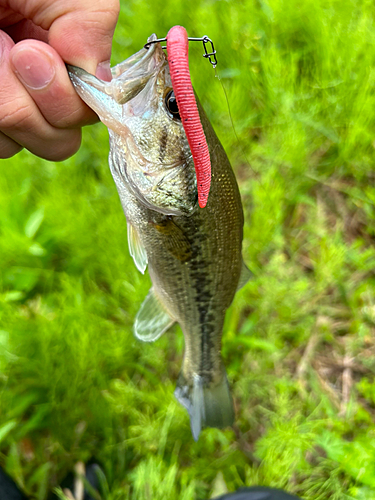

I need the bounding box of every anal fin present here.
[134,288,175,342]
[128,222,148,274]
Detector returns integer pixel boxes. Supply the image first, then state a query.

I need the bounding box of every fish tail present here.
[174,368,234,441]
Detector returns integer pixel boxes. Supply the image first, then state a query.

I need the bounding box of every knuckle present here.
[0,99,33,131]
[47,105,91,129]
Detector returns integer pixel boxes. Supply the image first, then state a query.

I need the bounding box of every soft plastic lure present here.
[166,26,211,208]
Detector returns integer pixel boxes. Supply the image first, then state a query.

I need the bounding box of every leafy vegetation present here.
[1,0,375,498]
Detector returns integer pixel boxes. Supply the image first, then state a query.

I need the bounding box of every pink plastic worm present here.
[166,26,211,208]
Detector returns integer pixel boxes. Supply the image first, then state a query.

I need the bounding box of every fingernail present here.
[96,60,112,82]
[12,48,55,90]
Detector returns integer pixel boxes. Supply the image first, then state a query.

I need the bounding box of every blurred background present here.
[1,0,375,498]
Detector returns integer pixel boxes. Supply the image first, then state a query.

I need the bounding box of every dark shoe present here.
[212,486,301,500]
[0,467,28,500]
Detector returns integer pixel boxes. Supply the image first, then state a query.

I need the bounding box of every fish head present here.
[68,34,197,216]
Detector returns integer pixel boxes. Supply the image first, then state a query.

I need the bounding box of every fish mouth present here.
[67,34,167,123]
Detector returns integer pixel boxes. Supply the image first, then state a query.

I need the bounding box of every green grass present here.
[1,0,375,498]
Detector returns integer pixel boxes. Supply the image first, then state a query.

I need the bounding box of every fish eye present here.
[165,90,180,120]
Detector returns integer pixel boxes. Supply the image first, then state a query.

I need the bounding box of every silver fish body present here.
[68,34,250,440]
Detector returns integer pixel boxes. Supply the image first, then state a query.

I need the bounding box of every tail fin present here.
[174,370,234,441]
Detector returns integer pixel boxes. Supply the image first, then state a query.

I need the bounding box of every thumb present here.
[7,0,120,73]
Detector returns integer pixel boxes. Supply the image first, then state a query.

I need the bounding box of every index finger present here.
[7,0,120,73]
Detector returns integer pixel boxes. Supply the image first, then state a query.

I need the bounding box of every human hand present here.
[0,0,119,160]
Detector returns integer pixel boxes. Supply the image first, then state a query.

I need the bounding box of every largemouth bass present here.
[68,34,250,440]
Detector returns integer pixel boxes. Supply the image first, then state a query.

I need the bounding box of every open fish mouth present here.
[67,34,167,122]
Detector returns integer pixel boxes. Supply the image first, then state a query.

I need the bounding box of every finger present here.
[0,31,82,161]
[0,130,23,159]
[10,39,98,128]
[7,0,120,74]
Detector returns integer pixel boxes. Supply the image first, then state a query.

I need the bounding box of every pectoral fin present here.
[237,260,252,291]
[134,288,175,342]
[127,222,148,274]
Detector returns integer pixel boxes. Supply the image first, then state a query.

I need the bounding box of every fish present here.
[67,33,250,440]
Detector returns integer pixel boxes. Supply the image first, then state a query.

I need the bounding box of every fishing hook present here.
[144,35,217,68]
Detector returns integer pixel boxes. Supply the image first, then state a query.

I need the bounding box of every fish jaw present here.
[68,66,123,132]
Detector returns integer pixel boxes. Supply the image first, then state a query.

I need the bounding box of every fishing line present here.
[214,67,254,171]
[211,59,266,187]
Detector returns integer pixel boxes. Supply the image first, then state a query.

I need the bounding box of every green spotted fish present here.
[68,34,250,440]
